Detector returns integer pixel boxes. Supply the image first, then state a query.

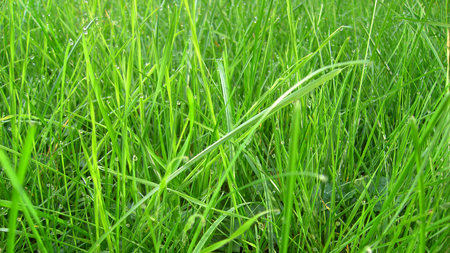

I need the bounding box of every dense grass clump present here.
[1,0,450,252]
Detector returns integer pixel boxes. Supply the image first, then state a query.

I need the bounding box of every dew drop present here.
[319,175,328,182]
[258,223,264,230]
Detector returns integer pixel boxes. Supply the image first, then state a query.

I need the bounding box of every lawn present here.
[1,0,450,252]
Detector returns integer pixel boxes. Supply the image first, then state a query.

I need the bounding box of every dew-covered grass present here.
[1,0,450,252]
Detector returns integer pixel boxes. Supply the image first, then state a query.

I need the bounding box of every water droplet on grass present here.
[319,175,328,182]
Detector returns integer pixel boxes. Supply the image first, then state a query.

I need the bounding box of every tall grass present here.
[1,0,449,252]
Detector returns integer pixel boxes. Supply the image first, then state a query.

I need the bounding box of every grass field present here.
[1,0,450,252]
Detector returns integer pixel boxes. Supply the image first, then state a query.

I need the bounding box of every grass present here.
[1,0,450,252]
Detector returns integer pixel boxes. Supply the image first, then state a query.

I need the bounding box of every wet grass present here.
[1,0,450,252]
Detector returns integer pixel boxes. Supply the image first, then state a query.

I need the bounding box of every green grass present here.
[1,0,450,252]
